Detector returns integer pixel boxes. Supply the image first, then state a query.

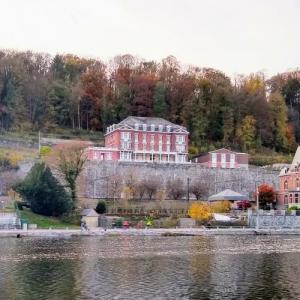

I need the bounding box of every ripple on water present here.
[0,235,300,299]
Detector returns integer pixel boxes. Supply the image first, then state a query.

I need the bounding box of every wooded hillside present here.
[0,50,299,154]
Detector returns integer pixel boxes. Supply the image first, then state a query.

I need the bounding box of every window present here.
[221,153,226,168]
[151,124,155,131]
[159,135,162,151]
[295,193,299,203]
[176,135,184,143]
[150,134,155,144]
[121,131,130,140]
[284,180,288,191]
[289,193,293,203]
[135,133,139,143]
[212,153,217,167]
[120,152,131,161]
[166,135,171,144]
[166,125,171,132]
[230,154,235,168]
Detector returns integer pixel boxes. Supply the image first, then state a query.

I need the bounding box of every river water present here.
[0,235,300,299]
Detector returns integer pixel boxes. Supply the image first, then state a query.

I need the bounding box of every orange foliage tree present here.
[188,202,213,225]
[257,183,275,209]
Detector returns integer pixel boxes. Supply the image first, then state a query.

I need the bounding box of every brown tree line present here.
[0,49,299,153]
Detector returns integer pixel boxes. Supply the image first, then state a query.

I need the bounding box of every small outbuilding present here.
[80,209,99,228]
[208,189,249,209]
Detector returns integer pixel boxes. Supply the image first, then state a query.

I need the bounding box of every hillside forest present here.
[0,50,299,155]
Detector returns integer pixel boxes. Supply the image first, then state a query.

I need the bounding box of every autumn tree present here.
[188,202,213,224]
[236,115,256,151]
[47,143,88,208]
[257,183,275,209]
[269,91,288,151]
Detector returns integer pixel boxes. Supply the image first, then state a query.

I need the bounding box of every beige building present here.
[80,209,99,228]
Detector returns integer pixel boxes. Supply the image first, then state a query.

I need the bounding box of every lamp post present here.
[187,177,191,202]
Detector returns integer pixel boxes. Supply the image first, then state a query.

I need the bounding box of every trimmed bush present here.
[95,201,106,214]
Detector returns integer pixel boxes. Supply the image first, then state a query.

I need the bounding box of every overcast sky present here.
[0,0,299,77]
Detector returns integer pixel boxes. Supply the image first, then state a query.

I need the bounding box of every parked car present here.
[236,200,251,210]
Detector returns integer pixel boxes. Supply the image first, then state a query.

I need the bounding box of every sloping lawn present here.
[20,208,79,229]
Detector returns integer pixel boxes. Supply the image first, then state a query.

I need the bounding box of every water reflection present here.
[0,236,299,299]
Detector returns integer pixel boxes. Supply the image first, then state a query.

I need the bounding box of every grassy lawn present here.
[0,147,38,161]
[19,208,80,229]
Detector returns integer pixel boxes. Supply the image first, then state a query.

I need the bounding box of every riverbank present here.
[2,227,300,237]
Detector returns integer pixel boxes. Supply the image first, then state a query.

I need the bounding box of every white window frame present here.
[230,154,235,168]
[212,153,217,167]
[221,153,226,168]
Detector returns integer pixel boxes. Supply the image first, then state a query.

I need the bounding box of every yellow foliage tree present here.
[210,200,231,213]
[188,202,213,224]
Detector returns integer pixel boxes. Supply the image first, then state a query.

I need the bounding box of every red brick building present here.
[191,148,249,169]
[278,146,300,208]
[86,116,189,163]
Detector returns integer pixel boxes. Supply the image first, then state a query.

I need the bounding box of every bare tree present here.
[190,178,209,200]
[166,178,185,200]
[144,176,161,200]
[136,180,147,201]
[108,174,123,200]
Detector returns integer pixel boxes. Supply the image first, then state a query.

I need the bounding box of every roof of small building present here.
[80,209,99,217]
[208,189,248,201]
[192,148,248,159]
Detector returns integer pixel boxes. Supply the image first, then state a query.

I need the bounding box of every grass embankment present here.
[249,152,293,166]
[0,129,104,143]
[0,147,38,162]
[19,208,79,229]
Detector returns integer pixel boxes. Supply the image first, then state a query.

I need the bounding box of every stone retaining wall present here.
[83,161,279,199]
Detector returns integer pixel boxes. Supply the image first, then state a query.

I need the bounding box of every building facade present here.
[191,148,248,169]
[278,146,300,208]
[86,116,189,163]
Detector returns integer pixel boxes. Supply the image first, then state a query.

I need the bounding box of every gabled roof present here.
[192,148,247,159]
[209,148,248,155]
[291,146,300,167]
[80,209,99,217]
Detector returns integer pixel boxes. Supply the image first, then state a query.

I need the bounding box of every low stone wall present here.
[248,210,300,228]
[83,160,279,199]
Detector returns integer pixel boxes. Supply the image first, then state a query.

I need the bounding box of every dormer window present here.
[151,124,155,131]
[158,124,163,132]
[166,125,171,132]
[143,124,147,131]
[135,123,139,131]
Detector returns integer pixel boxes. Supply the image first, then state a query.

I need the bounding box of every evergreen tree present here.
[15,162,72,216]
[153,81,168,117]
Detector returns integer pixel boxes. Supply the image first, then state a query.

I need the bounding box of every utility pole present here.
[38,131,41,156]
[187,177,191,201]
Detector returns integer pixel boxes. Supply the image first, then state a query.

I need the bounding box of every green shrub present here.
[39,146,51,156]
[114,218,123,228]
[95,201,106,214]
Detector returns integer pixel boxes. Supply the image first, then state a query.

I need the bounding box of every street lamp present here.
[187,177,191,201]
